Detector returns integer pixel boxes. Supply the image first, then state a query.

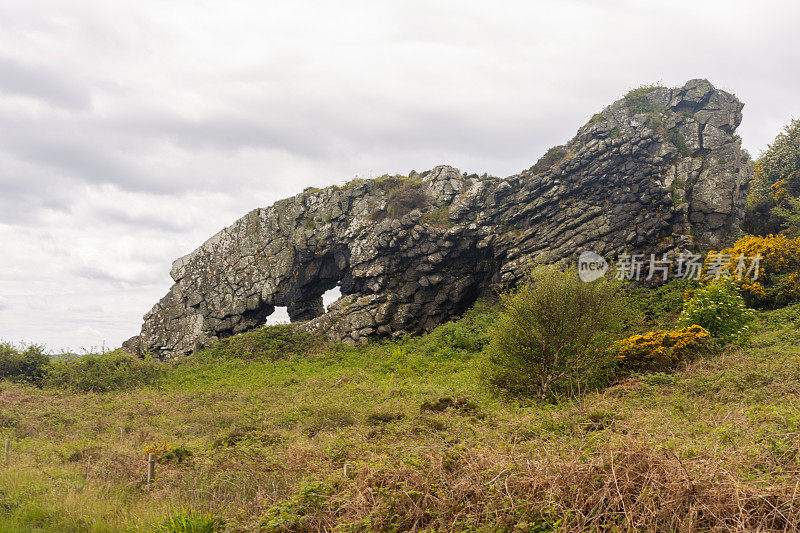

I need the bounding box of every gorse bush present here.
[46,351,163,392]
[611,325,710,373]
[703,234,800,308]
[679,281,755,343]
[0,342,51,385]
[485,267,626,401]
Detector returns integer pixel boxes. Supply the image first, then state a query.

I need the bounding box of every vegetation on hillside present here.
[702,234,800,308]
[622,83,667,114]
[2,249,800,530]
[745,118,800,236]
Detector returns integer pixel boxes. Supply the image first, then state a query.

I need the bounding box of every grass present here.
[421,205,452,228]
[530,145,568,174]
[1,294,800,530]
[622,83,667,115]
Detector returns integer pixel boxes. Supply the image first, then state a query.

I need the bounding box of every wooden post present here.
[147,453,156,484]
[4,439,9,465]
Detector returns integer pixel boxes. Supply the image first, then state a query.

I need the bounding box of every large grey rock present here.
[125,79,752,359]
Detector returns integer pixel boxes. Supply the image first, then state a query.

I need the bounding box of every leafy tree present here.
[744,118,800,235]
[485,267,625,401]
[771,195,800,237]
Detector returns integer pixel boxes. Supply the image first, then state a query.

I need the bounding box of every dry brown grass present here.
[1,303,799,531]
[281,441,800,532]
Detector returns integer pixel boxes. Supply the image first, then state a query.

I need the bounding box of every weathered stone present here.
[125,79,752,359]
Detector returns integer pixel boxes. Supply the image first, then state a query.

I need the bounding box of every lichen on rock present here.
[124,79,751,359]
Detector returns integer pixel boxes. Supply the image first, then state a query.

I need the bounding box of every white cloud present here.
[1,0,800,350]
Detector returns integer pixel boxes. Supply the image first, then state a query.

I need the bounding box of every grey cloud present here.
[12,137,139,187]
[1,0,800,352]
[89,205,194,234]
[0,56,91,110]
[72,265,133,285]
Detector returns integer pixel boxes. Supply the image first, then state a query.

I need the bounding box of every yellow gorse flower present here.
[701,235,800,307]
[611,326,710,372]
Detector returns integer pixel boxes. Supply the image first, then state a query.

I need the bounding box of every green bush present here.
[622,84,666,114]
[0,343,51,385]
[158,507,223,533]
[529,145,567,174]
[678,281,755,343]
[198,324,324,362]
[624,278,697,330]
[744,118,800,235]
[484,267,626,401]
[45,351,163,393]
[414,300,496,358]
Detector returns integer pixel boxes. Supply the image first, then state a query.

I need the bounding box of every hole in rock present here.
[323,286,342,312]
[265,306,289,325]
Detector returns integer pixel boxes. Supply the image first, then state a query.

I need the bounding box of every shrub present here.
[158,507,223,533]
[678,281,755,343]
[702,234,800,308]
[45,350,163,392]
[0,343,51,385]
[624,278,697,330]
[529,145,568,174]
[611,325,710,373]
[622,84,666,114]
[261,479,337,532]
[370,177,429,221]
[422,205,452,228]
[145,442,194,464]
[198,324,324,361]
[771,194,800,237]
[485,267,626,400]
[744,119,800,235]
[413,300,495,358]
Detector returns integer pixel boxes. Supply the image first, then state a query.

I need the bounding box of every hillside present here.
[2,285,800,531]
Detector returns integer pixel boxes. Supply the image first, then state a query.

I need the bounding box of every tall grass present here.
[0,298,798,530]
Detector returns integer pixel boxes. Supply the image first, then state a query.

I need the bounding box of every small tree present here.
[485,267,625,401]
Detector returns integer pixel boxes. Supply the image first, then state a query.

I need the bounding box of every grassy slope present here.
[1,300,800,532]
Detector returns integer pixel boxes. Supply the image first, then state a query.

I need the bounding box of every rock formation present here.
[124,79,751,359]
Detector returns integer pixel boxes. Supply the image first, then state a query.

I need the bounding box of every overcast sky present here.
[1,0,798,352]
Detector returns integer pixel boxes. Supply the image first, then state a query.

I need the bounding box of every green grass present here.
[1,296,800,530]
[622,83,667,114]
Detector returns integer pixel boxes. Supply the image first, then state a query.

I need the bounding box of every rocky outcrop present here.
[124,79,751,359]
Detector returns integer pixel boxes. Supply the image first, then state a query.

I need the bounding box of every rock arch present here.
[124,79,751,359]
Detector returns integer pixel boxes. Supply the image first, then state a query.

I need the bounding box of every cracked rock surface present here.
[124,79,751,359]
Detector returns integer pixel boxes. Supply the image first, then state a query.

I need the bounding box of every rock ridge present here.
[124,79,751,359]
